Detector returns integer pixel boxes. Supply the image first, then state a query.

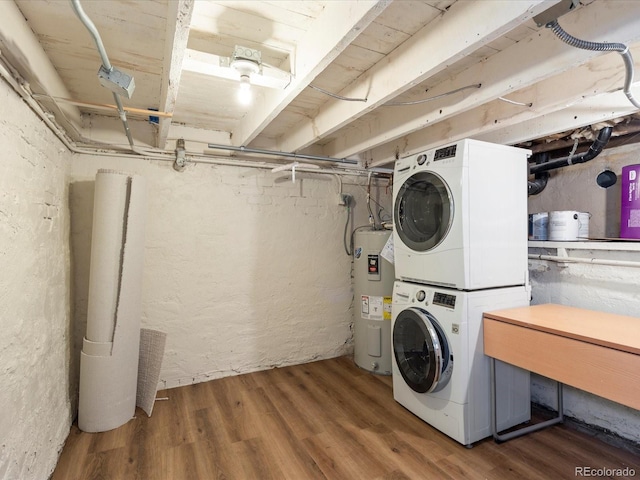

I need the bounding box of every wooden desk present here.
[483,304,640,441]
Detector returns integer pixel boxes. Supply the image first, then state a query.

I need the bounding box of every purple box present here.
[620,164,640,239]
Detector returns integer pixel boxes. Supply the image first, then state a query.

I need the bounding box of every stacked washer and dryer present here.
[391,139,532,446]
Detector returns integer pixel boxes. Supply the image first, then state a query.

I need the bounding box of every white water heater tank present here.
[353,229,395,375]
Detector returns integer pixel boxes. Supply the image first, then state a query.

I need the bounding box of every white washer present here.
[391,280,531,446]
[393,139,530,290]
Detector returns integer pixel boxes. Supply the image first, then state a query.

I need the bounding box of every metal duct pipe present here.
[206,143,359,165]
[529,127,613,175]
[70,0,135,149]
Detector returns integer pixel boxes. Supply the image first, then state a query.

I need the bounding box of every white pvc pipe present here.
[529,254,640,268]
[271,162,298,173]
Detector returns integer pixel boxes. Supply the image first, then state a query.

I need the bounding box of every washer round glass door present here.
[393,307,452,393]
[394,171,453,251]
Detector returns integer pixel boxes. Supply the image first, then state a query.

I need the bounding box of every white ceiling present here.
[4,0,640,168]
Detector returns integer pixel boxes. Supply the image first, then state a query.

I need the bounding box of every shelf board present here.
[528,240,640,252]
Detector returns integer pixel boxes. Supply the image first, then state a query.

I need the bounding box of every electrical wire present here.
[309,84,368,102]
[343,200,353,256]
[347,225,374,257]
[383,83,481,106]
[355,180,391,224]
[498,96,533,107]
[547,19,640,110]
[366,172,379,230]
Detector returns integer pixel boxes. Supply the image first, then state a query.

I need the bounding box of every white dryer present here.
[391,280,530,446]
[393,139,530,290]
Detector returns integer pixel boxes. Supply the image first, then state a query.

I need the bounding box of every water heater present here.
[353,229,395,374]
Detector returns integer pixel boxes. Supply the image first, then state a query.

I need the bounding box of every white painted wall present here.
[528,143,640,443]
[0,80,73,478]
[70,155,392,389]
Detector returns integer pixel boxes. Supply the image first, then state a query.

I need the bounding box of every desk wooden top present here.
[483,304,640,356]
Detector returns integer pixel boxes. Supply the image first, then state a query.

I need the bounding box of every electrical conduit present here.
[70,0,135,149]
[547,19,640,110]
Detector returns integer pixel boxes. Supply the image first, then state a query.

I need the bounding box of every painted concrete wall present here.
[528,142,640,443]
[70,155,392,390]
[0,81,73,478]
[528,142,640,238]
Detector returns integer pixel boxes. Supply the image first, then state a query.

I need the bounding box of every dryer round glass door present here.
[394,171,453,251]
[393,307,453,393]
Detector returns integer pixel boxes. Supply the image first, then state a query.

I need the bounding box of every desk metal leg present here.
[490,357,563,443]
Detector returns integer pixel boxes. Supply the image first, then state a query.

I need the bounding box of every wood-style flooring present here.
[53,356,640,480]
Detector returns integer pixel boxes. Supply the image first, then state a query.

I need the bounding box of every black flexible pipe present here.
[529,126,613,175]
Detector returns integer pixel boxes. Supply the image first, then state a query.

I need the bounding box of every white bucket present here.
[528,212,548,240]
[578,212,591,239]
[548,211,580,241]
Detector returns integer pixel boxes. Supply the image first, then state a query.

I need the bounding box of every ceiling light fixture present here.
[230,46,261,105]
[237,75,252,105]
[182,46,291,91]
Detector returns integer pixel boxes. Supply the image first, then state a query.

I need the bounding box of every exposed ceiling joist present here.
[275,0,557,154]
[326,0,640,161]
[0,0,82,132]
[476,88,640,147]
[8,0,640,166]
[230,0,392,147]
[365,76,640,168]
[156,0,194,150]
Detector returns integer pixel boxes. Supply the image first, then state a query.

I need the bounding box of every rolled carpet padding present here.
[78,169,147,433]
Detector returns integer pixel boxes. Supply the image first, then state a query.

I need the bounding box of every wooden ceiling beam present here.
[156,0,194,150]
[275,0,557,155]
[230,0,392,148]
[475,89,640,148]
[323,0,640,160]
[366,43,640,167]
[0,0,82,136]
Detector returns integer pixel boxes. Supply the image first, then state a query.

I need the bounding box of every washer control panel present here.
[433,292,457,308]
[434,144,457,161]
